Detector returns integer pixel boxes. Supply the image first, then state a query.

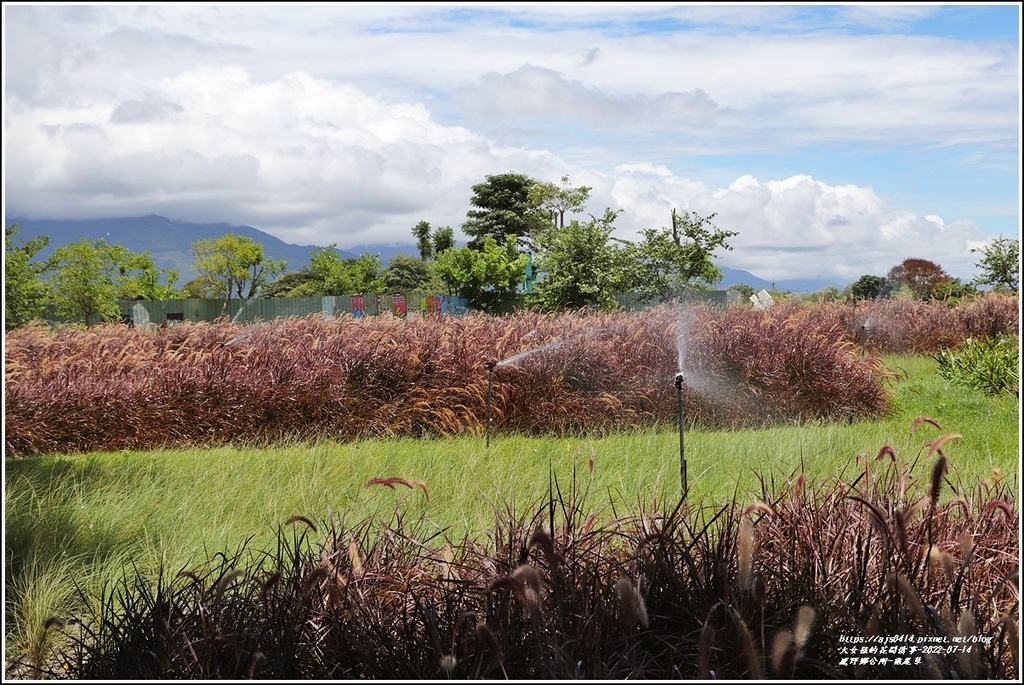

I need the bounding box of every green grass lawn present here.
[4,354,1019,668]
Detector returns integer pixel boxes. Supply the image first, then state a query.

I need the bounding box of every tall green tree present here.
[5,223,51,330]
[529,209,630,311]
[627,210,737,303]
[972,236,1019,292]
[117,250,181,301]
[412,220,433,260]
[433,235,529,313]
[461,172,548,250]
[432,226,456,255]
[308,247,385,295]
[259,247,386,298]
[529,174,592,229]
[191,233,286,303]
[850,274,888,300]
[383,254,432,292]
[48,238,175,325]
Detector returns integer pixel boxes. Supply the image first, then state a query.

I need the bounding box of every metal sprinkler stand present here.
[485,361,497,449]
[675,372,688,501]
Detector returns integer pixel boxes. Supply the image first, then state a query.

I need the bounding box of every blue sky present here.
[3,2,1020,284]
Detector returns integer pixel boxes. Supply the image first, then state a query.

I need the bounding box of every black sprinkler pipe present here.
[485,361,497,449]
[675,372,688,500]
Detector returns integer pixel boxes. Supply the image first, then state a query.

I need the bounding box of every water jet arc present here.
[675,372,688,500]
[485,360,497,449]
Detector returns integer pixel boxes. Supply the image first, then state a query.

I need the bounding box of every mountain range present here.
[5,215,841,293]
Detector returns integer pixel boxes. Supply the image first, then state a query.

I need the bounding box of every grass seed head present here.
[771,630,796,677]
[957,609,978,678]
[793,605,816,650]
[939,551,954,584]
[930,453,948,506]
[731,608,763,679]
[348,537,364,580]
[527,528,562,567]
[698,619,716,679]
[738,518,754,591]
[959,533,975,559]
[512,563,543,596]
[248,651,267,678]
[475,620,503,666]
[887,572,927,626]
[615,576,649,629]
[215,569,246,599]
[1004,619,1019,672]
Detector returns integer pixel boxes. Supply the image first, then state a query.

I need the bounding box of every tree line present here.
[5,171,1019,330]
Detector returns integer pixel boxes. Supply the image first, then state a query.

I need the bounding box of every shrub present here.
[933,335,1020,396]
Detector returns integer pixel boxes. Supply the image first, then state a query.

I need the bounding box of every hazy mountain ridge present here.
[6,215,841,293]
[6,215,355,285]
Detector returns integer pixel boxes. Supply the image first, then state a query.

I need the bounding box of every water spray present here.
[485,360,497,449]
[675,371,688,500]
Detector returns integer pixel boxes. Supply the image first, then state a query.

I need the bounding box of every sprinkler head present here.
[485,360,497,370]
[674,372,684,389]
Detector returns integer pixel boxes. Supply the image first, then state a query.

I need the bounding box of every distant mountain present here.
[5,215,355,284]
[716,266,842,293]
[6,214,843,293]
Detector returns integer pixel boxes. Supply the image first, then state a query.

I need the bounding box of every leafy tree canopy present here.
[307,247,385,296]
[461,172,549,250]
[850,274,888,300]
[528,174,592,230]
[529,209,630,312]
[432,226,456,256]
[412,220,433,260]
[433,235,529,313]
[972,236,1019,292]
[383,253,433,292]
[5,223,51,330]
[49,238,176,325]
[191,233,285,302]
[886,258,949,299]
[258,271,324,299]
[625,210,737,303]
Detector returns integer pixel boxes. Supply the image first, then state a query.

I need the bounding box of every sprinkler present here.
[485,360,497,449]
[675,372,688,500]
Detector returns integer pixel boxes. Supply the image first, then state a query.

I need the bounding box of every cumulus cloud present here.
[4,65,568,246]
[110,99,185,124]
[458,65,720,129]
[597,170,989,282]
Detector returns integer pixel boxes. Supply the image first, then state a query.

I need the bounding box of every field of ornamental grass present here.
[5,294,1018,456]
[3,293,1019,679]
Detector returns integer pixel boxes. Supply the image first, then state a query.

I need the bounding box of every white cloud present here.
[457,65,720,129]
[591,171,988,282]
[2,3,1016,285]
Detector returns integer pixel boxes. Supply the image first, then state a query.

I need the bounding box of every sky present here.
[2,2,1021,285]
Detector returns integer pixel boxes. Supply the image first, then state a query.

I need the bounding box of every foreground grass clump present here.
[17,446,1017,680]
[5,353,1018,675]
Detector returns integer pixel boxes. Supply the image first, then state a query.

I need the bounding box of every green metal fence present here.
[117,293,471,326]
